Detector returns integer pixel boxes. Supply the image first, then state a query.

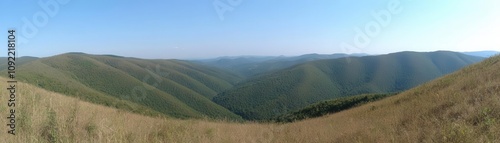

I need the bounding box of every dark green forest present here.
[274,93,397,123]
[213,51,484,120]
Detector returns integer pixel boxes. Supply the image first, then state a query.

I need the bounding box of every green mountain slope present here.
[213,51,484,120]
[8,53,243,120]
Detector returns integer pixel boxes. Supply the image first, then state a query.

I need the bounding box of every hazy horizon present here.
[2,0,499,59]
[6,50,498,61]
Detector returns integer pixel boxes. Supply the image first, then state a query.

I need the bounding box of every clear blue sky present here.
[1,0,499,59]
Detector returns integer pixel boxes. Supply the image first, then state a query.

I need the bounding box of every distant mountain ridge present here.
[213,51,485,120]
[195,53,368,77]
[462,51,499,57]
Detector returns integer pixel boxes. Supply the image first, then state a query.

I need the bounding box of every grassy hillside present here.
[6,53,243,120]
[2,55,498,142]
[214,51,484,120]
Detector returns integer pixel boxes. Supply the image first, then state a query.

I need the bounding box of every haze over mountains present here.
[194,51,495,77]
[462,51,499,58]
[195,53,368,77]
[1,50,487,122]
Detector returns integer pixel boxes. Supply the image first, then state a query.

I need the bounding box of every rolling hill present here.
[2,55,498,142]
[5,53,243,120]
[213,51,484,120]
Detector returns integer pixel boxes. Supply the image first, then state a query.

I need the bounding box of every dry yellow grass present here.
[1,79,282,143]
[1,56,499,143]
